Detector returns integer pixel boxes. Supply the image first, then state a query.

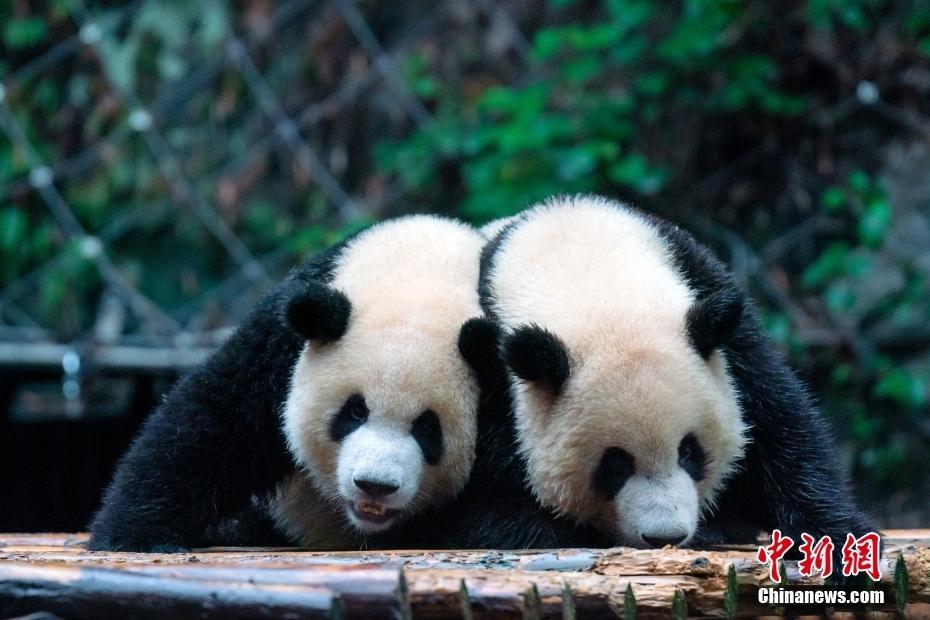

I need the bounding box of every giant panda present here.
[366,315,607,550]
[89,215,495,552]
[479,195,875,549]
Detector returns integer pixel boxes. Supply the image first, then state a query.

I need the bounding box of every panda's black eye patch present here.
[329,394,368,442]
[678,433,707,481]
[592,447,635,499]
[411,409,443,466]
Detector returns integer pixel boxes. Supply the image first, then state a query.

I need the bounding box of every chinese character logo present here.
[841,532,882,581]
[757,529,794,582]
[798,533,835,578]
[757,531,883,583]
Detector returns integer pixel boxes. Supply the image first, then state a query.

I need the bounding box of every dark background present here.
[1,0,928,532]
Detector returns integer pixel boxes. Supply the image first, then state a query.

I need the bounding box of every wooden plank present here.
[0,532,928,618]
[0,562,341,619]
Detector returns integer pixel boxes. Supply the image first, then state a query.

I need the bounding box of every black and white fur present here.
[479,195,875,549]
[368,316,608,550]
[89,215,490,551]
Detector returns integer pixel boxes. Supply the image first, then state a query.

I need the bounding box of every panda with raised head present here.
[89,215,495,552]
[479,195,874,549]
[350,219,608,551]
[367,315,608,550]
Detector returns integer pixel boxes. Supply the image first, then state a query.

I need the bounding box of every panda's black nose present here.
[642,533,687,548]
[354,478,399,497]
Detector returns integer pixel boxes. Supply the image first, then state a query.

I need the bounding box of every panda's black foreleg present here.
[87,396,291,551]
[88,298,300,552]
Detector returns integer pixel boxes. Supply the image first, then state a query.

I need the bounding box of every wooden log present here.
[0,562,341,619]
[1,531,928,618]
[115,561,408,617]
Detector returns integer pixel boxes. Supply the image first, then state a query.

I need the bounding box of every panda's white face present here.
[333,408,426,531]
[283,323,479,534]
[484,195,750,547]
[511,335,746,548]
[277,216,486,538]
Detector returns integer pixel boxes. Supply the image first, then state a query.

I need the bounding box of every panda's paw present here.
[86,532,190,553]
[146,542,193,554]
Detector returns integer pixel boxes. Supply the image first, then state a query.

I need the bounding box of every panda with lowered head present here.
[89,215,496,552]
[479,195,875,549]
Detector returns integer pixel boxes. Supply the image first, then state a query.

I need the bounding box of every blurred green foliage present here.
[1,0,929,522]
[379,0,812,220]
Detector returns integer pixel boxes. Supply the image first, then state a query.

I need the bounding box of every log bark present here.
[1,531,928,618]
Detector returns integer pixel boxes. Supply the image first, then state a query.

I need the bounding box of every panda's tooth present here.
[356,500,387,517]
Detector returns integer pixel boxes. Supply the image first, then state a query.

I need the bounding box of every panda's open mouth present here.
[348,500,401,525]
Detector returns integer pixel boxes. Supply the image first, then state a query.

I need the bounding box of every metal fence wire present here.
[2,0,930,419]
[0,0,509,376]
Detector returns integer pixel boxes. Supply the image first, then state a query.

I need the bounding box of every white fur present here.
[336,424,424,526]
[614,471,698,547]
[276,216,485,545]
[485,195,748,547]
[270,475,359,549]
[479,216,515,239]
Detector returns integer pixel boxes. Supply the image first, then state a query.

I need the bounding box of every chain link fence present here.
[0,0,498,372]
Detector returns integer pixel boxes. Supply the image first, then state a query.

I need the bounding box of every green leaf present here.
[634,72,670,97]
[3,17,48,49]
[830,363,854,387]
[801,242,850,288]
[857,197,891,246]
[873,369,927,408]
[0,208,28,251]
[763,312,793,347]
[820,186,846,212]
[560,55,604,83]
[824,282,856,312]
[574,23,625,51]
[848,169,872,195]
[919,36,930,57]
[532,28,565,60]
[845,253,872,278]
[609,153,667,195]
[556,148,597,180]
[605,0,653,27]
[850,410,883,441]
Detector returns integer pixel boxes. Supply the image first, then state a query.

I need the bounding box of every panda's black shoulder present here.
[198,228,368,403]
[642,212,764,339]
[638,212,733,298]
[644,212,813,417]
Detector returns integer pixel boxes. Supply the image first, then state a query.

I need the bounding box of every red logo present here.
[841,532,882,581]
[756,529,794,582]
[798,533,835,578]
[756,531,882,582]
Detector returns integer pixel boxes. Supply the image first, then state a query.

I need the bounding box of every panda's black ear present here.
[280,280,351,343]
[503,324,571,395]
[458,317,506,390]
[686,287,744,359]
